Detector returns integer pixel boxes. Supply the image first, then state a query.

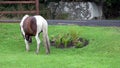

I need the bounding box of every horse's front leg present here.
[24,39,30,52]
[35,34,41,54]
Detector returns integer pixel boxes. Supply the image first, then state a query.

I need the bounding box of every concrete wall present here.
[48,2,102,20]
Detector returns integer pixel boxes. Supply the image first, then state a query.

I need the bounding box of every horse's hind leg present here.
[35,34,41,54]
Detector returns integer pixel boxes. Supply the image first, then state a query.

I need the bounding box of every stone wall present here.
[48,2,102,20]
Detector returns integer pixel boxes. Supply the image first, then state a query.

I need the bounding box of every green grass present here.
[0,23,120,68]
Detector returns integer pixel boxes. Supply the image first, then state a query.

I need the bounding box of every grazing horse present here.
[20,15,50,54]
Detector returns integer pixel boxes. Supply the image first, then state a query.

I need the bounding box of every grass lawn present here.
[0,23,120,68]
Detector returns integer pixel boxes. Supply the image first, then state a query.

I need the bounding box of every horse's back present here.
[20,15,48,36]
[23,16,37,36]
[34,15,48,26]
[34,15,48,33]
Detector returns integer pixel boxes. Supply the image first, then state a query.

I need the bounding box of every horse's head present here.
[25,35,32,43]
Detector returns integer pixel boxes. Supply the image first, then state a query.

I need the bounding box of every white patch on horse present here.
[34,15,50,54]
[34,15,43,35]
[20,15,30,52]
[24,39,30,51]
[20,14,29,37]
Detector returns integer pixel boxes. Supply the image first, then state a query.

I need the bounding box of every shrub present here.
[50,30,89,48]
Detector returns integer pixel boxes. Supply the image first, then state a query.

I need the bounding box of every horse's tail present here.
[42,21,50,54]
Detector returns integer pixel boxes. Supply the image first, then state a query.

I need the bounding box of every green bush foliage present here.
[50,30,89,48]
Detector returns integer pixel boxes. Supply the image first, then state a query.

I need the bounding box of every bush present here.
[50,30,89,48]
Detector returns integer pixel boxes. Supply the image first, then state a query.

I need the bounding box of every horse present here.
[20,15,50,54]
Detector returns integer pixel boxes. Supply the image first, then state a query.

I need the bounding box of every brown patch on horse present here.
[23,16,37,36]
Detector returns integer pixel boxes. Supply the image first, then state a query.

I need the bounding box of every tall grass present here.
[0,23,120,68]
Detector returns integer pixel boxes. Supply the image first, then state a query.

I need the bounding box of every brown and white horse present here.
[20,15,50,54]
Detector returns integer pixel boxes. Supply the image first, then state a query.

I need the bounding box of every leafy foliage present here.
[50,30,89,48]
